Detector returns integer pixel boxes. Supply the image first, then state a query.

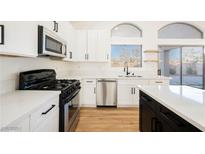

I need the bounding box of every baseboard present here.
[80,104,96,107]
[117,105,139,108]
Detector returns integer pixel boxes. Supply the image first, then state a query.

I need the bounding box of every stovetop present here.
[37,79,79,91]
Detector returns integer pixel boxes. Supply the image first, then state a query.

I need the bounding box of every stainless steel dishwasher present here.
[96,79,117,107]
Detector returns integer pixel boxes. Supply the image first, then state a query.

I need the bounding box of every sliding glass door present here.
[182,47,204,89]
[159,46,204,89]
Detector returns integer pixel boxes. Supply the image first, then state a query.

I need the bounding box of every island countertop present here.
[138,85,205,131]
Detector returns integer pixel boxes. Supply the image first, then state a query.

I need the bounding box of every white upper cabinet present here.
[97,30,110,61]
[0,21,73,58]
[87,30,98,61]
[38,21,54,31]
[70,29,111,62]
[0,21,38,57]
[71,30,87,61]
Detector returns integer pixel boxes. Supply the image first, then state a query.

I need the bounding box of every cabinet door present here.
[83,84,96,106]
[72,30,87,61]
[33,107,59,132]
[133,80,149,106]
[87,30,98,61]
[96,30,110,61]
[133,87,140,106]
[30,97,59,132]
[140,98,156,132]
[117,84,133,106]
[38,21,54,31]
[2,116,30,132]
[0,21,38,57]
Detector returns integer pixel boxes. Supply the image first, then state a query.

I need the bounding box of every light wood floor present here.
[75,107,139,132]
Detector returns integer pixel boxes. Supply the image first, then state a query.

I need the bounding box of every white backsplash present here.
[66,62,157,77]
[0,56,157,94]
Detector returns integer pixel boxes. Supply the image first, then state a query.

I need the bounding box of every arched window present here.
[111,23,142,38]
[111,23,142,68]
[158,23,203,39]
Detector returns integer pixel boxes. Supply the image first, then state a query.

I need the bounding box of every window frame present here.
[158,22,203,39]
[110,44,143,68]
[111,23,142,38]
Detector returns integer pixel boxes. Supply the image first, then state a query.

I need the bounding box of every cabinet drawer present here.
[118,80,149,85]
[30,97,59,131]
[84,79,96,85]
[149,80,169,85]
[159,104,200,132]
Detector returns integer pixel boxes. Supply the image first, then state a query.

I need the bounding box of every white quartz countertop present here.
[0,90,60,129]
[138,85,205,131]
[63,75,171,80]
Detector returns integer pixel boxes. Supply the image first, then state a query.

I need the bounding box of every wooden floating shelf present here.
[144,50,159,53]
[144,60,159,63]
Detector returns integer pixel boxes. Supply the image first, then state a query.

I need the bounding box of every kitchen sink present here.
[118,75,142,78]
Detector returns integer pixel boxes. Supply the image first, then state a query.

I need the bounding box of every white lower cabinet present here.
[32,107,59,132]
[3,116,30,132]
[30,97,59,132]
[81,79,96,107]
[3,96,59,132]
[117,80,149,107]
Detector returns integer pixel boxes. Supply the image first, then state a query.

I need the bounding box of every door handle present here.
[42,105,56,115]
[56,22,58,32]
[134,88,136,94]
[94,87,96,94]
[131,88,133,95]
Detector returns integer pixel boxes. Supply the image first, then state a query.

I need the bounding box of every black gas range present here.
[19,69,81,132]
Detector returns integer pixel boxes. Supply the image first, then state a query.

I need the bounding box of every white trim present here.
[111,38,143,45]
[158,39,205,46]
[117,105,139,108]
[80,104,96,107]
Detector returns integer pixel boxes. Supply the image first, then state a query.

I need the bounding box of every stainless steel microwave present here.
[38,25,67,58]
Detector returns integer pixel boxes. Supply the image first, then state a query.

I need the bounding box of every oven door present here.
[63,89,80,132]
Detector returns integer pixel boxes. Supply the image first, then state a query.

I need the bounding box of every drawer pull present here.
[86,81,93,83]
[155,81,163,83]
[41,105,56,115]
